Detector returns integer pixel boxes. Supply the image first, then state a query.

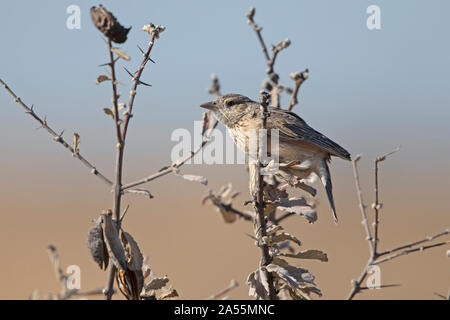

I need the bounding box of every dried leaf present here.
[265,264,298,291]
[271,257,289,267]
[201,111,216,136]
[47,245,63,281]
[96,75,111,84]
[126,188,153,199]
[103,108,115,119]
[73,133,80,155]
[181,174,208,186]
[112,48,130,61]
[218,207,237,223]
[283,265,316,285]
[265,183,289,201]
[160,288,178,299]
[201,190,214,205]
[86,217,108,270]
[277,241,296,253]
[273,197,317,223]
[266,224,283,235]
[102,213,127,270]
[271,232,302,247]
[145,277,169,292]
[276,170,317,196]
[247,269,269,300]
[120,231,143,271]
[278,249,328,262]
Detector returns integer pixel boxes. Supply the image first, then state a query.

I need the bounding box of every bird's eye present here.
[226,100,234,107]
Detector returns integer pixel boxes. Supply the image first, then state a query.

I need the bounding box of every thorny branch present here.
[122,119,218,191]
[0,79,113,186]
[347,150,450,300]
[107,39,123,144]
[103,23,163,300]
[121,28,160,141]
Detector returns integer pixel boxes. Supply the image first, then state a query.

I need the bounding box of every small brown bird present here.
[201,94,351,223]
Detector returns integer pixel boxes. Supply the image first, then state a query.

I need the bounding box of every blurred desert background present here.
[0,0,449,299]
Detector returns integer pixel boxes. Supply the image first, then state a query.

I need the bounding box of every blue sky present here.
[1,0,449,172]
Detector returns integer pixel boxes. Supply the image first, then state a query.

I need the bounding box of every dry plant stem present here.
[253,169,276,300]
[378,229,450,257]
[247,16,270,62]
[107,40,123,144]
[207,280,239,300]
[373,156,381,254]
[121,121,219,190]
[122,71,220,191]
[287,81,302,111]
[352,156,375,255]
[348,152,449,300]
[274,211,296,224]
[251,93,277,300]
[104,35,160,299]
[373,240,450,265]
[104,41,124,300]
[246,8,287,108]
[47,246,108,300]
[373,147,400,253]
[0,79,113,186]
[121,32,157,141]
[219,203,253,221]
[287,69,309,112]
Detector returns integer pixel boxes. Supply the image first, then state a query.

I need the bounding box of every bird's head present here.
[200,94,255,127]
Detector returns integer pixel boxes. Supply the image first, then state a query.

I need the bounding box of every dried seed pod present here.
[90,5,131,44]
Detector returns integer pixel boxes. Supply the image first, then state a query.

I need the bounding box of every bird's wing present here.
[266,108,351,160]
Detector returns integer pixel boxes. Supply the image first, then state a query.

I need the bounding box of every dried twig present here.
[0,79,113,186]
[121,31,158,141]
[207,73,221,97]
[287,70,309,111]
[207,280,239,300]
[347,150,450,299]
[107,39,123,144]
[246,7,291,108]
[102,24,163,300]
[352,154,374,255]
[373,147,401,254]
[249,91,277,300]
[122,120,218,191]
[40,246,108,300]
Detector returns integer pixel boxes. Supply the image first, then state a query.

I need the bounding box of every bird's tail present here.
[317,160,338,223]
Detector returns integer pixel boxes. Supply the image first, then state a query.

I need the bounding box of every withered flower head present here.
[90,5,131,44]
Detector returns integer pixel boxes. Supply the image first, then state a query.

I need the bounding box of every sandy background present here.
[0,154,448,299]
[0,0,449,299]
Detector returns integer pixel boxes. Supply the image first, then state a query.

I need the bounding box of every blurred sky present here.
[0,0,449,299]
[1,0,450,162]
[0,0,449,204]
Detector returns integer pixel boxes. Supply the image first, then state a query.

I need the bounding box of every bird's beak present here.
[200,101,217,111]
